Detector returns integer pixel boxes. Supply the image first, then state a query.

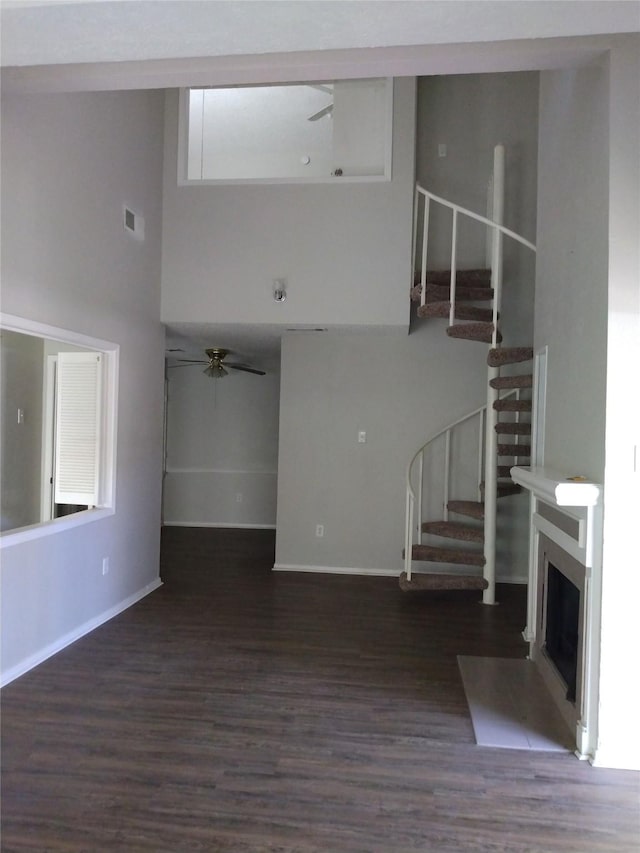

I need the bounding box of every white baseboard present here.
[163,521,276,530]
[499,575,528,585]
[592,744,640,772]
[0,578,163,688]
[274,563,527,583]
[273,563,398,577]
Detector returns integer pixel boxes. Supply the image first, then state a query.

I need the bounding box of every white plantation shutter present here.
[54,351,102,506]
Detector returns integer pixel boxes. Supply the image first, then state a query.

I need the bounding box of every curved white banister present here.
[405,401,489,504]
[415,185,537,253]
[404,391,516,580]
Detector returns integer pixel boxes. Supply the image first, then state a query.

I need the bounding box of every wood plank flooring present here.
[2,527,639,852]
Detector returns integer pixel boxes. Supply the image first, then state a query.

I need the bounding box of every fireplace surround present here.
[511,466,603,760]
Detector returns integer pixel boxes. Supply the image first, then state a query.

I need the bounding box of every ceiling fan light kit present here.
[170,347,266,379]
[204,363,228,379]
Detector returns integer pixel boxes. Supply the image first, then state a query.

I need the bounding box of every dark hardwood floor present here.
[2,528,639,852]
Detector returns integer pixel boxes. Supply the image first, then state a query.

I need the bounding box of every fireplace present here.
[510,465,602,760]
[535,532,586,734]
[545,563,579,702]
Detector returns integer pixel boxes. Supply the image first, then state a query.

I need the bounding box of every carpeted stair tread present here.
[411,284,495,303]
[487,347,533,367]
[448,500,485,520]
[495,422,532,435]
[497,465,515,478]
[399,571,489,592]
[490,374,533,389]
[447,323,502,344]
[417,301,495,322]
[498,443,531,457]
[422,520,484,543]
[493,398,532,412]
[480,481,522,498]
[409,545,485,566]
[414,269,492,287]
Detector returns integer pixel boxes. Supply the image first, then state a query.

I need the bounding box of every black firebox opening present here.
[545,563,580,703]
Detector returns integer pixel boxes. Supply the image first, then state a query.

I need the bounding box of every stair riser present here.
[417,303,495,322]
[422,521,484,544]
[447,324,502,344]
[409,546,485,567]
[495,423,532,435]
[447,501,484,520]
[428,285,494,302]
[414,269,492,287]
[487,347,533,367]
[497,444,531,457]
[493,400,532,412]
[480,484,522,498]
[490,375,533,390]
[399,571,488,592]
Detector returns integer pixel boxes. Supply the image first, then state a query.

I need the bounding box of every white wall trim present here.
[164,521,276,530]
[274,563,527,583]
[273,563,398,577]
[0,578,163,687]
[165,468,277,475]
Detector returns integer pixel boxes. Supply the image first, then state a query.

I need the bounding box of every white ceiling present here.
[2,1,638,69]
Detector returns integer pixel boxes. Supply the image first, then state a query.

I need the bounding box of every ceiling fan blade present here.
[167,361,208,368]
[308,84,333,95]
[226,363,266,376]
[307,104,333,122]
[174,358,208,363]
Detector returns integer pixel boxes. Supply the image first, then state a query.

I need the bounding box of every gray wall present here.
[535,65,609,481]
[416,71,539,348]
[0,90,165,683]
[0,331,44,531]
[164,358,280,526]
[160,78,416,331]
[275,327,526,582]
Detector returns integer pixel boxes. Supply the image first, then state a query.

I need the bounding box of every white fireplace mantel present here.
[511,465,603,762]
[511,466,602,508]
[512,466,602,570]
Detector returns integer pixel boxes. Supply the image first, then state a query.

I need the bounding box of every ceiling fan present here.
[170,348,266,379]
[307,83,334,122]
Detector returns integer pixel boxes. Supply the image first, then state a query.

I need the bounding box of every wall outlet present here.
[102,557,109,576]
[358,430,366,443]
[315,524,324,538]
[236,493,243,503]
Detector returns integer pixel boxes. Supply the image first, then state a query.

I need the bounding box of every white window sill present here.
[0,507,114,550]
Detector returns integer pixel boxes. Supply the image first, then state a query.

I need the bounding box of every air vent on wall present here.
[123,206,145,241]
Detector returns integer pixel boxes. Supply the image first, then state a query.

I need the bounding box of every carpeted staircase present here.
[400,270,533,592]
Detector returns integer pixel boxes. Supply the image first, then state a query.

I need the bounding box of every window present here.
[179,78,393,184]
[0,314,118,545]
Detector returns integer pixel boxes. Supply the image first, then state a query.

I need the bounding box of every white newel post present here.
[483,145,504,605]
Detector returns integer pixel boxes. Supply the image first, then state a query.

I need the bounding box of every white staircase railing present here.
[408,145,537,603]
[414,149,535,326]
[404,390,518,581]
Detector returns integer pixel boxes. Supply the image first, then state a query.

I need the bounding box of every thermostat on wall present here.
[123,206,145,241]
